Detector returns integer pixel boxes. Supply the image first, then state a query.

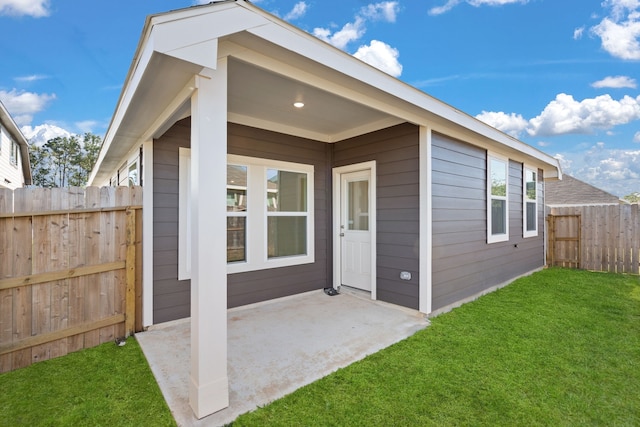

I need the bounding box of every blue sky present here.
[0,0,639,197]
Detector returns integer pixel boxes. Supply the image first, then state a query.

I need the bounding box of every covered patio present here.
[137,289,428,426]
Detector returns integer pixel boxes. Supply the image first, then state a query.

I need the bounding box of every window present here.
[227,155,314,274]
[178,152,314,278]
[227,164,247,263]
[128,161,139,186]
[487,153,509,243]
[523,166,538,238]
[10,140,19,166]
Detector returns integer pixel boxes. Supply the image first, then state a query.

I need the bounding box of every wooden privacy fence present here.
[0,186,142,373]
[547,204,640,274]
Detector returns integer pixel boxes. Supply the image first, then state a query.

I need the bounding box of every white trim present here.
[178,147,192,280]
[226,154,315,274]
[523,164,538,239]
[332,161,377,300]
[487,152,509,244]
[189,64,229,418]
[142,139,154,327]
[419,126,432,315]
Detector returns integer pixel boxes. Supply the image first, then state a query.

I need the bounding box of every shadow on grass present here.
[0,337,175,427]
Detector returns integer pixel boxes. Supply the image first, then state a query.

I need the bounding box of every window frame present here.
[178,152,314,279]
[523,165,538,238]
[228,154,314,274]
[487,152,509,244]
[10,140,19,167]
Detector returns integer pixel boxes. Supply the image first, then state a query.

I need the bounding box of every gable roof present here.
[89,0,561,185]
[545,174,623,206]
[0,100,32,186]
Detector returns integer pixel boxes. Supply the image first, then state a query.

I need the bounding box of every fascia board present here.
[152,6,267,64]
[0,102,32,184]
[239,1,560,172]
[91,3,269,185]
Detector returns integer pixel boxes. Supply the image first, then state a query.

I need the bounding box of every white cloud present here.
[0,0,50,17]
[475,111,528,138]
[313,2,401,49]
[590,0,640,60]
[313,16,366,50]
[634,131,640,142]
[554,153,573,173]
[75,120,98,134]
[0,89,56,126]
[559,143,640,196]
[21,123,73,146]
[14,74,48,83]
[537,141,551,147]
[573,26,585,40]
[353,40,403,77]
[591,75,637,88]
[429,0,528,16]
[284,1,308,21]
[360,1,400,22]
[527,93,640,137]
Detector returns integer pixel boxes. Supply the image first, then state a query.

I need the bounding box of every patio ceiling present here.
[226,57,402,142]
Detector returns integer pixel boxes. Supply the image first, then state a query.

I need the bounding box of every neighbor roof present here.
[545,174,623,206]
[0,100,32,186]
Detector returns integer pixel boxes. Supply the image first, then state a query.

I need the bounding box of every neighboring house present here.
[0,101,32,189]
[88,0,561,417]
[546,174,624,207]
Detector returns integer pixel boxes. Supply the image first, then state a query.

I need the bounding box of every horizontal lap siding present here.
[333,123,420,309]
[226,123,331,307]
[153,119,190,323]
[431,133,545,311]
[153,120,331,323]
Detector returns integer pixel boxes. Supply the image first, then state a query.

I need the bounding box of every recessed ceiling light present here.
[293,102,305,108]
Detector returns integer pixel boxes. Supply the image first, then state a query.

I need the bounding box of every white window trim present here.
[523,165,538,238]
[178,147,191,280]
[178,151,315,279]
[227,154,314,274]
[10,140,19,167]
[487,152,509,244]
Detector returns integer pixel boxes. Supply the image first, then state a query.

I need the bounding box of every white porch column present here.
[142,139,154,327]
[189,59,229,418]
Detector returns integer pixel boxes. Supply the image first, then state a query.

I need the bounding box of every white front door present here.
[340,170,372,291]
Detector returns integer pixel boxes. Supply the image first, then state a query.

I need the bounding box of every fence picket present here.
[548,204,640,275]
[0,186,141,373]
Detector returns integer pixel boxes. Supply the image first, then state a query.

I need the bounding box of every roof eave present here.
[0,101,32,185]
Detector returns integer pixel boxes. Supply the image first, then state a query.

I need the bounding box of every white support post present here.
[419,126,432,315]
[142,139,154,327]
[189,59,229,418]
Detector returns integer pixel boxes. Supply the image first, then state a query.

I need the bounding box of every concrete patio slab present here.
[137,289,428,426]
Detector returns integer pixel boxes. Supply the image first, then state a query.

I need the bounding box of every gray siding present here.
[153,119,190,323]
[431,132,545,311]
[153,119,331,323]
[227,123,332,307]
[333,123,420,309]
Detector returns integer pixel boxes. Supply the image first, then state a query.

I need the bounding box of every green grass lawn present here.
[1,268,638,426]
[0,337,175,427]
[233,268,640,426]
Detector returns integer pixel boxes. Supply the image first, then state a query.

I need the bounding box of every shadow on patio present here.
[137,289,428,426]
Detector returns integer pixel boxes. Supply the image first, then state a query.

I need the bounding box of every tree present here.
[29,133,102,188]
[623,192,640,203]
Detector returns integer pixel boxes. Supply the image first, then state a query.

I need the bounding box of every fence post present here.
[125,208,136,337]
